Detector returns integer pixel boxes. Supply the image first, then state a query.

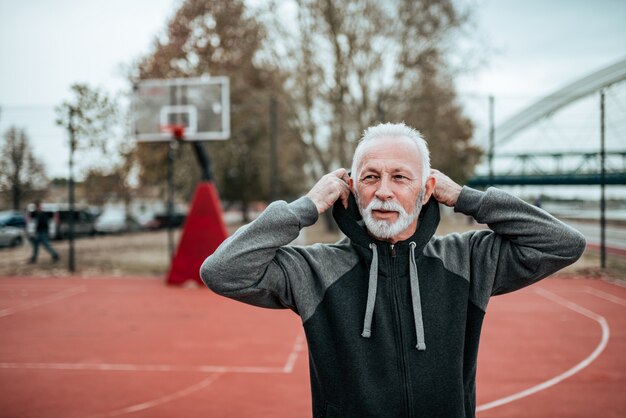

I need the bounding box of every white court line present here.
[0,286,86,318]
[476,287,610,413]
[584,286,626,307]
[94,373,222,417]
[283,333,306,373]
[0,362,285,374]
[0,333,308,375]
[91,334,306,416]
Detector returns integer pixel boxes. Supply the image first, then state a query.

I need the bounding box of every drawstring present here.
[361,242,426,351]
[361,243,378,338]
[409,242,426,350]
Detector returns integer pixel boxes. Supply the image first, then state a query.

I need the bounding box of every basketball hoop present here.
[160,124,185,141]
[133,76,230,142]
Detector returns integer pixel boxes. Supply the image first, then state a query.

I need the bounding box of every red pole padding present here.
[167,181,228,285]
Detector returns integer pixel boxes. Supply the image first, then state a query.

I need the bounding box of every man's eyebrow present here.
[391,167,412,173]
[359,165,381,173]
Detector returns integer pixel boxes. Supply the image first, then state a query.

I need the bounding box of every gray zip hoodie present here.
[200,186,586,417]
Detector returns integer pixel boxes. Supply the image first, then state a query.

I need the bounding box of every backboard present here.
[132,76,230,141]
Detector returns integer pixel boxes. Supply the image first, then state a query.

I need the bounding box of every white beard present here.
[357,190,425,240]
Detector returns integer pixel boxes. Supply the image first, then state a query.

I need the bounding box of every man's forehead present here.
[360,158,418,170]
[357,135,422,169]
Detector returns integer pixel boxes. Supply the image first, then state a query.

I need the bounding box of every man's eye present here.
[394,175,408,181]
[362,175,378,182]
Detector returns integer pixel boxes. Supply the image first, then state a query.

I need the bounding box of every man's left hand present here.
[430,169,462,207]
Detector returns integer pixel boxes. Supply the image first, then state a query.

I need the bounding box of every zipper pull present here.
[391,244,397,258]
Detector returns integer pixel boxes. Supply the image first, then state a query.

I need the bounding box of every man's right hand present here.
[306,168,351,214]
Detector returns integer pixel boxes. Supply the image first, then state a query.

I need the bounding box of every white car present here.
[0,226,24,247]
[95,210,141,234]
[0,210,26,248]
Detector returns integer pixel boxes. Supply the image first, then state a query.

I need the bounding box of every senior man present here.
[201,122,585,417]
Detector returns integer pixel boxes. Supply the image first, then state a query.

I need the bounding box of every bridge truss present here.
[469,151,626,186]
[471,57,626,187]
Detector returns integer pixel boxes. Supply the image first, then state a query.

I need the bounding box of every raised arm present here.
[199,169,350,310]
[429,170,586,307]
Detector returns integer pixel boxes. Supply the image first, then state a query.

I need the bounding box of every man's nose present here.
[374,176,394,201]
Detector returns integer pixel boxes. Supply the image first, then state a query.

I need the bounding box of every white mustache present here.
[366,199,407,215]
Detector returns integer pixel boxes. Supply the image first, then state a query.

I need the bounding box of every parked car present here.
[27,203,96,240]
[0,210,26,228]
[95,209,141,234]
[0,210,26,247]
[144,212,187,230]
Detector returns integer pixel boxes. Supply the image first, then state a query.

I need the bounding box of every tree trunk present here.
[12,184,21,210]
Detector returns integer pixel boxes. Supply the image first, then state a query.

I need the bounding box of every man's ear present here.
[422,176,436,204]
[349,177,355,193]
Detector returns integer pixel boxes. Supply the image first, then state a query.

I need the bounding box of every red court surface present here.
[0,276,624,417]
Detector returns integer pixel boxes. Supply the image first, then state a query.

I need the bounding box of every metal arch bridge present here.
[468,151,626,187]
[468,57,626,187]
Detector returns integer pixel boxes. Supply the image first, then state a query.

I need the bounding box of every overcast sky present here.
[0,0,625,181]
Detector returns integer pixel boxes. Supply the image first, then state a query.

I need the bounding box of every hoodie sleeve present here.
[199,196,319,311]
[451,186,586,310]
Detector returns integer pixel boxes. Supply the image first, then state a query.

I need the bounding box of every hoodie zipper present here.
[390,244,412,417]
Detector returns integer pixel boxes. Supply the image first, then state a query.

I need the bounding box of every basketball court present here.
[0,275,624,417]
[4,76,622,416]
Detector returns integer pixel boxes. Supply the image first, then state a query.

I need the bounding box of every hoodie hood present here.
[332,191,440,252]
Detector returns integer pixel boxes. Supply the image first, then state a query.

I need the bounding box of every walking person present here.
[28,201,59,263]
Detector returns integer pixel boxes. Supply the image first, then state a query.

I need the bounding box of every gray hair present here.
[351,122,431,186]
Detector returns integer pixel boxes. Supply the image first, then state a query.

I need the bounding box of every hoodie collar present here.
[332,191,440,255]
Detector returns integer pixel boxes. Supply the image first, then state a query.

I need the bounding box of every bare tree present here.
[56,83,117,272]
[55,84,118,155]
[133,0,307,219]
[0,126,47,210]
[258,0,480,182]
